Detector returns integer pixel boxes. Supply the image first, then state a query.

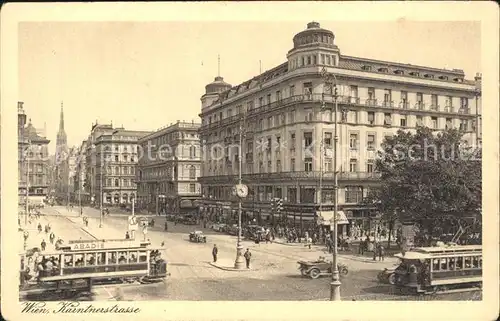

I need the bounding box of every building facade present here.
[73,140,87,205]
[18,102,51,204]
[55,103,69,202]
[82,123,150,206]
[198,22,481,235]
[136,121,202,215]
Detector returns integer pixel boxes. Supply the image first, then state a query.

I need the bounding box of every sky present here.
[18,20,481,151]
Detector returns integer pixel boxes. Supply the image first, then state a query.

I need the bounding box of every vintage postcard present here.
[1,2,498,321]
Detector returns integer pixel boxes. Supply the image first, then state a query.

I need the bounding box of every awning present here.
[316,211,349,225]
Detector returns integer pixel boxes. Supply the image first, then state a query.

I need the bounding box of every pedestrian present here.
[125,231,130,239]
[164,221,168,232]
[378,244,385,261]
[212,244,218,263]
[41,240,46,251]
[49,232,55,244]
[359,239,365,255]
[244,248,252,268]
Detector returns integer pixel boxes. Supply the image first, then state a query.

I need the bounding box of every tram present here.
[19,238,168,300]
[391,244,482,294]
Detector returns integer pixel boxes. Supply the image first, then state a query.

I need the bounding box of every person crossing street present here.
[244,248,252,269]
[212,244,218,263]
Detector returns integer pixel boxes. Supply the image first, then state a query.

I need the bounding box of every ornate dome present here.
[292,22,337,50]
[205,76,232,94]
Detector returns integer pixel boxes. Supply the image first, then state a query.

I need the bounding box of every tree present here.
[365,127,481,246]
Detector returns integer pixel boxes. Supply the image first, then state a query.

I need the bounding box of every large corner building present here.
[198,22,482,235]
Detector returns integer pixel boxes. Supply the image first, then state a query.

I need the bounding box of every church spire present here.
[59,101,65,131]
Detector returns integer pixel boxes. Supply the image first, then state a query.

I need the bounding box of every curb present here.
[208,262,256,272]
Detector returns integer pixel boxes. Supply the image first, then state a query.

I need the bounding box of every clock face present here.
[236,184,248,198]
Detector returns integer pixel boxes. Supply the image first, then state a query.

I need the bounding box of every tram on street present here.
[19,238,168,300]
[391,244,482,295]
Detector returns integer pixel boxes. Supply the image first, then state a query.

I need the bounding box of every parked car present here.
[189,231,207,243]
[297,256,349,279]
[377,265,398,285]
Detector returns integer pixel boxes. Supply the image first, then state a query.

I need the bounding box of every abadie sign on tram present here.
[69,239,143,251]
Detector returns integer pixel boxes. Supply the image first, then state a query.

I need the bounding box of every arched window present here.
[115,179,119,187]
[189,165,196,179]
[115,166,119,175]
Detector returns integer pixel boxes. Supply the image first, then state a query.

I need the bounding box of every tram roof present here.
[412,245,482,253]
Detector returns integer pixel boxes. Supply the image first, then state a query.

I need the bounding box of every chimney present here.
[474,72,482,81]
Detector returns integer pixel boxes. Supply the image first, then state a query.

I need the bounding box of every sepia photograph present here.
[1,2,498,321]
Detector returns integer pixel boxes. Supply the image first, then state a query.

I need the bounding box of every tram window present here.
[85,253,96,266]
[139,251,148,262]
[129,251,138,263]
[464,257,472,268]
[97,252,106,265]
[448,257,456,270]
[456,257,463,269]
[118,251,128,264]
[64,255,74,267]
[432,259,440,271]
[472,257,479,268]
[478,257,482,268]
[440,258,448,270]
[74,254,84,267]
[108,252,117,264]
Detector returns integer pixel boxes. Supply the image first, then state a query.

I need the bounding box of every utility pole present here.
[234,113,246,269]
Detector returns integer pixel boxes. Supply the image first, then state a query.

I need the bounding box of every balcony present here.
[444,105,454,113]
[415,102,425,110]
[399,101,409,109]
[365,99,378,106]
[429,104,439,111]
[382,100,394,108]
[458,107,470,114]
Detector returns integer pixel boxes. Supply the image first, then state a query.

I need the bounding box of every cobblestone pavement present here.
[26,207,481,301]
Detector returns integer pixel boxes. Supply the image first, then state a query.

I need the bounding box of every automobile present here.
[227,224,239,236]
[297,256,349,279]
[189,231,207,243]
[210,223,226,232]
[183,215,198,225]
[377,264,400,285]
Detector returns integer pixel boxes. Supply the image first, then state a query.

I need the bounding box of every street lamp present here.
[321,67,341,301]
[233,113,248,269]
[92,143,104,228]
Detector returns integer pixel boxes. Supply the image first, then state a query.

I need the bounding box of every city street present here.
[20,206,481,301]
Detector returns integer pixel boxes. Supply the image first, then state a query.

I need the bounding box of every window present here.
[115,155,119,162]
[431,94,438,109]
[345,186,363,203]
[304,132,313,148]
[189,184,196,193]
[350,85,358,98]
[189,145,196,159]
[445,118,452,129]
[290,133,296,150]
[276,160,281,172]
[276,90,282,102]
[384,89,391,102]
[324,159,332,172]
[227,109,233,118]
[303,82,313,97]
[400,115,407,127]
[367,112,375,125]
[189,165,196,179]
[266,94,271,105]
[304,108,313,121]
[326,55,331,65]
[267,116,273,128]
[267,160,272,171]
[349,158,358,172]
[304,158,313,172]
[384,113,392,126]
[361,65,372,71]
[400,91,408,108]
[416,116,423,127]
[348,110,358,124]
[416,92,423,109]
[290,158,296,171]
[289,85,295,97]
[324,133,332,148]
[115,179,119,187]
[367,87,375,100]
[431,117,438,129]
[307,56,312,65]
[349,133,358,150]
[367,159,374,173]
[367,134,375,150]
[321,54,325,64]
[259,97,264,107]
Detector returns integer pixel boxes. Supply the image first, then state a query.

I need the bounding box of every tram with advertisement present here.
[387,244,482,295]
[19,238,168,301]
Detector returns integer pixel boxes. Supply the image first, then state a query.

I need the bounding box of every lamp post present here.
[233,113,247,269]
[24,140,31,226]
[321,67,341,301]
